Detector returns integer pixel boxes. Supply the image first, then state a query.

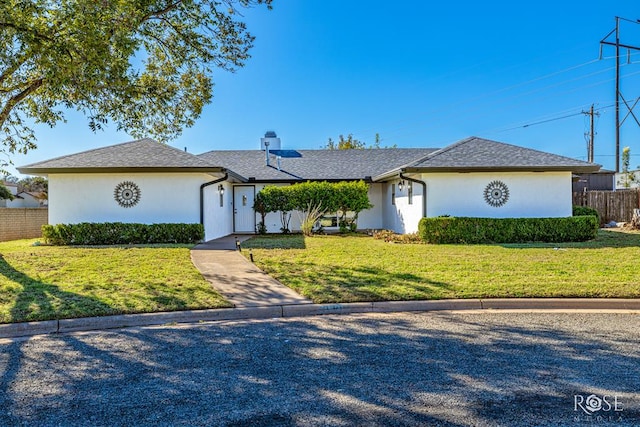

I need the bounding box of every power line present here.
[600,16,640,172]
[583,104,600,163]
[499,112,585,131]
[354,56,609,142]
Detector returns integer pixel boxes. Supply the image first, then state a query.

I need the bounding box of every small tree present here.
[289,181,335,235]
[254,186,293,234]
[618,147,639,188]
[334,181,373,232]
[18,176,48,193]
[0,183,14,201]
[253,191,269,234]
[254,181,372,235]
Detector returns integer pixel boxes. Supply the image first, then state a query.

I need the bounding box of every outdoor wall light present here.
[398,180,406,191]
[218,184,224,195]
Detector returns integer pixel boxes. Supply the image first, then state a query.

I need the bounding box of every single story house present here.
[0,181,46,208]
[18,135,600,241]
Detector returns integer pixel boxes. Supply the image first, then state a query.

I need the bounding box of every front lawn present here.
[0,239,231,323]
[241,230,640,303]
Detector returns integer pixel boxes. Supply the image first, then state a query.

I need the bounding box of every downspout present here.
[200,173,228,225]
[400,172,427,218]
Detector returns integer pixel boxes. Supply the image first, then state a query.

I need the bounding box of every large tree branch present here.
[0,77,44,128]
[0,22,55,42]
[140,1,184,23]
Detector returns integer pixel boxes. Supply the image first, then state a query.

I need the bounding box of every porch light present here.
[218,184,224,195]
[398,180,405,191]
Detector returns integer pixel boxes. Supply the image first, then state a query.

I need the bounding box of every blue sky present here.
[8,0,640,176]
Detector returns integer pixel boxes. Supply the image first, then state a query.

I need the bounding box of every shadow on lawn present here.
[242,234,307,249]
[0,255,116,323]
[500,229,640,250]
[271,260,454,303]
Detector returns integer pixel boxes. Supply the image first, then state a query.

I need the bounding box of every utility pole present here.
[600,16,640,172]
[582,104,600,163]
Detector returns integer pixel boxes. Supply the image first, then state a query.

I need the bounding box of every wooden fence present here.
[0,208,48,242]
[573,189,640,224]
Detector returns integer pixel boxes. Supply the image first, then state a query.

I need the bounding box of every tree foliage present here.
[325,134,367,150]
[324,133,396,150]
[253,181,373,234]
[0,182,14,200]
[18,176,47,192]
[617,146,639,188]
[0,0,273,168]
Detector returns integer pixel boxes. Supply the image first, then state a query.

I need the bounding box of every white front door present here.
[233,186,255,233]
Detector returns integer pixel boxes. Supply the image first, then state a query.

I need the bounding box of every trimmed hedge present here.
[42,222,204,245]
[418,216,599,244]
[573,205,600,222]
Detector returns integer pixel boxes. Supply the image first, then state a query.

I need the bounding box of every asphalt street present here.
[0,312,638,426]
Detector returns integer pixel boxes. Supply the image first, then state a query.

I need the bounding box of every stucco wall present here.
[48,173,214,227]
[380,172,573,234]
[356,183,383,230]
[423,172,572,219]
[382,179,424,234]
[203,181,233,241]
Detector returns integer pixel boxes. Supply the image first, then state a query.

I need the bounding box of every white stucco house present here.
[18,135,600,241]
[0,181,46,208]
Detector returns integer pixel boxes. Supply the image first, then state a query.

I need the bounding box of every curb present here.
[2,298,640,339]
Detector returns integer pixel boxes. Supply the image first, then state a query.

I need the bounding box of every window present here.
[408,182,413,205]
[391,184,396,205]
[318,211,356,229]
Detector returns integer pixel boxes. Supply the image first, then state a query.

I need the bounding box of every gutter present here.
[400,172,427,218]
[200,173,228,224]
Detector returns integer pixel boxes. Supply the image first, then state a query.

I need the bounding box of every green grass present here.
[242,230,640,303]
[0,239,231,324]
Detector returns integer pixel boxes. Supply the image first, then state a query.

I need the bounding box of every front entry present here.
[233,185,256,233]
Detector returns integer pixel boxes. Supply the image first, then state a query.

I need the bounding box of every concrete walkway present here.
[190,235,313,308]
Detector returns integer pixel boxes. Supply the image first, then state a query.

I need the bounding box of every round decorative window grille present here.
[114,181,141,208]
[483,180,509,207]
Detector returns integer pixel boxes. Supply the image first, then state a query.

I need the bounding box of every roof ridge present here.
[19,138,155,168]
[403,136,475,168]
[475,137,594,164]
[197,147,437,156]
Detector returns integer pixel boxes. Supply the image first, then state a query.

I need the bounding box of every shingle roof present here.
[18,138,218,174]
[18,136,600,179]
[197,148,439,181]
[374,137,600,178]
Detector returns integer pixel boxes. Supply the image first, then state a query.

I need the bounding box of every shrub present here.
[297,201,324,236]
[373,230,423,244]
[418,216,599,244]
[256,221,268,235]
[573,205,600,222]
[42,222,204,245]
